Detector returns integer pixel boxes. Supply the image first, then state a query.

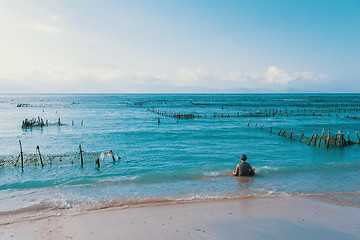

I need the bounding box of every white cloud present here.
[224,71,259,83]
[265,66,327,85]
[173,68,210,85]
[265,66,294,84]
[226,71,244,82]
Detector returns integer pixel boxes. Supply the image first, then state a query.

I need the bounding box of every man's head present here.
[240,154,247,162]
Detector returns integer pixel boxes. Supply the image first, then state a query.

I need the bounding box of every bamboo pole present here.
[255,121,257,127]
[299,131,304,142]
[19,140,24,170]
[318,128,324,147]
[36,145,44,168]
[95,158,100,168]
[318,133,324,147]
[327,131,330,148]
[79,144,83,166]
[356,131,360,144]
[270,127,272,134]
[308,131,316,145]
[261,124,264,129]
[338,131,342,148]
[313,133,318,146]
[282,129,287,136]
[247,120,250,127]
[290,130,293,139]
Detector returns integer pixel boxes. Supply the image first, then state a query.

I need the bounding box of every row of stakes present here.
[22,117,84,128]
[150,107,358,149]
[148,108,360,120]
[16,117,357,169]
[247,120,359,148]
[17,141,114,170]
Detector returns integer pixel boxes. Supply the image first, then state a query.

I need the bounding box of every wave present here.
[257,166,279,171]
[203,171,221,177]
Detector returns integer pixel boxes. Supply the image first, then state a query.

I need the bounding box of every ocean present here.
[1,94,360,221]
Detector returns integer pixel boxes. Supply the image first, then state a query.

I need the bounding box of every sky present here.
[0,0,359,93]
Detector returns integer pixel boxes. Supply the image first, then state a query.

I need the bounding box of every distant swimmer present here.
[100,150,121,162]
[233,154,255,176]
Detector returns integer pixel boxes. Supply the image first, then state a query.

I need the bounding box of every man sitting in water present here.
[233,154,255,176]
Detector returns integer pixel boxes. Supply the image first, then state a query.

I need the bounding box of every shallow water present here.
[0,94,360,216]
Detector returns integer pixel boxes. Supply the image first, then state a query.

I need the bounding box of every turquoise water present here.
[0,94,360,215]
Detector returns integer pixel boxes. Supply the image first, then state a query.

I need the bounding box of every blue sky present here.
[0,0,359,93]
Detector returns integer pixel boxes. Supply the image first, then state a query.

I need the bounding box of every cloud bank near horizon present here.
[0,65,335,93]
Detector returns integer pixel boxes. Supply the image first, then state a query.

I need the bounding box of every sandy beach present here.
[1,196,359,240]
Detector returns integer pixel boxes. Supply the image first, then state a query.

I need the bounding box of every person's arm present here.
[233,164,240,176]
[249,164,255,175]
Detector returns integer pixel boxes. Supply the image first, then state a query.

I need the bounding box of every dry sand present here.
[1,196,360,240]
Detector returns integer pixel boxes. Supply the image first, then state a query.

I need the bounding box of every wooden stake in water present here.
[299,131,304,142]
[95,158,100,168]
[247,120,250,127]
[19,140,24,170]
[313,133,318,146]
[338,131,342,148]
[356,131,360,144]
[318,133,323,147]
[327,131,330,148]
[318,128,325,147]
[308,131,316,145]
[79,144,83,166]
[36,145,44,168]
[111,151,116,162]
[334,134,337,147]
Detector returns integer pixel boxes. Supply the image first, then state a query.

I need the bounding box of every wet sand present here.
[1,196,360,240]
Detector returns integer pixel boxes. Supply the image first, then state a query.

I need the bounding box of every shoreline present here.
[1,195,360,240]
[1,191,359,226]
